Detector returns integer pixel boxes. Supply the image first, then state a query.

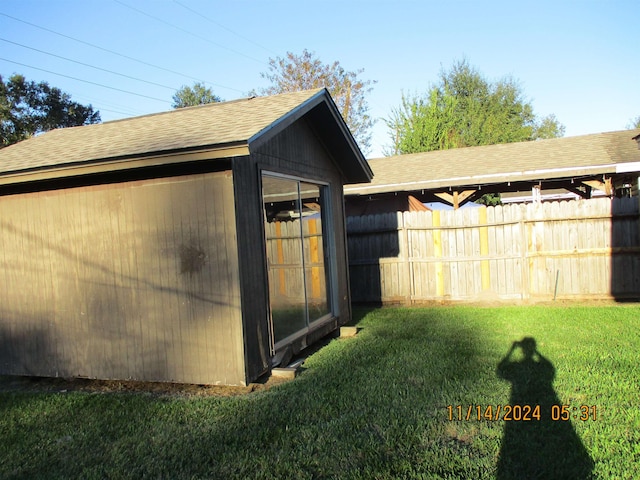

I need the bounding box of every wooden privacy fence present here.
[346,197,640,303]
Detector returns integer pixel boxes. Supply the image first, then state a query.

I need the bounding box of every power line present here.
[113,0,268,66]
[0,57,169,103]
[0,12,244,94]
[173,0,279,56]
[73,93,148,117]
[0,37,178,91]
[94,106,141,117]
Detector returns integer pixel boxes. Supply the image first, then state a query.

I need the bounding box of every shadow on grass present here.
[223,306,499,478]
[496,337,594,480]
[0,308,594,479]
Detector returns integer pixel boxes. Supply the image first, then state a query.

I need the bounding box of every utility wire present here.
[113,0,268,66]
[78,101,149,118]
[173,0,279,56]
[0,12,244,94]
[73,93,148,116]
[0,57,169,103]
[94,106,142,116]
[0,37,178,91]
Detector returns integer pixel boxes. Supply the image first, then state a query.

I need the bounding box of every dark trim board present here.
[0,159,234,197]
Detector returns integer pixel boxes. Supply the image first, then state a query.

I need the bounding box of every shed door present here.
[261,173,332,350]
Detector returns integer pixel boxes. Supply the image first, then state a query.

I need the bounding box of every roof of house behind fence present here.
[0,88,353,177]
[345,129,640,196]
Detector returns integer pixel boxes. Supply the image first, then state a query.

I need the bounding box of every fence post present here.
[432,210,444,297]
[521,213,530,300]
[479,207,490,291]
[399,212,412,304]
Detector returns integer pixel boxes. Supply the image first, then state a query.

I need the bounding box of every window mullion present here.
[296,181,310,328]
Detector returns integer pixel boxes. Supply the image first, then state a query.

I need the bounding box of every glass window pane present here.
[262,176,306,344]
[300,182,330,321]
[262,175,333,348]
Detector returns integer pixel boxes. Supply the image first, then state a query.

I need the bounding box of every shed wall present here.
[236,117,352,380]
[0,170,246,385]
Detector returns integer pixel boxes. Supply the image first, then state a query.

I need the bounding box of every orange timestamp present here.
[550,405,598,421]
[447,405,598,421]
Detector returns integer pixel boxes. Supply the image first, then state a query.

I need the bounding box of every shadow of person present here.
[496,337,594,479]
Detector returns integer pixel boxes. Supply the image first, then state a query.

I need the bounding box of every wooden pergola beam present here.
[565,184,592,199]
[582,178,613,196]
[434,190,477,209]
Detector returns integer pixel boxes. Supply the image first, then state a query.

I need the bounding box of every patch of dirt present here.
[0,374,291,397]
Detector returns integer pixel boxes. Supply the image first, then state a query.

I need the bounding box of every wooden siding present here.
[0,170,246,385]
[347,197,640,303]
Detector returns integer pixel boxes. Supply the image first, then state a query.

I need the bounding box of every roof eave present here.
[247,89,327,147]
[318,91,373,184]
[248,89,373,184]
[0,142,249,186]
[344,162,632,195]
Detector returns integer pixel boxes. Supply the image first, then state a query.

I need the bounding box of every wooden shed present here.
[0,89,372,386]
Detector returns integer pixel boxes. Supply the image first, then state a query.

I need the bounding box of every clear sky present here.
[1,0,638,158]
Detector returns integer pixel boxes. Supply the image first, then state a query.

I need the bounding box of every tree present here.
[627,116,640,129]
[172,82,222,108]
[259,49,376,152]
[386,59,565,155]
[534,114,566,140]
[1,73,100,148]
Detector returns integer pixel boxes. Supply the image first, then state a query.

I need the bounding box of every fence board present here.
[347,197,640,303]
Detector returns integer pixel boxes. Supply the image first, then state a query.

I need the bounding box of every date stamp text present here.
[447,405,597,421]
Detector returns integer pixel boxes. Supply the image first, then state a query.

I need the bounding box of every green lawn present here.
[1,305,639,479]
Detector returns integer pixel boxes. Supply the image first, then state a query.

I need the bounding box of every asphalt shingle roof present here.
[0,89,324,175]
[345,129,640,195]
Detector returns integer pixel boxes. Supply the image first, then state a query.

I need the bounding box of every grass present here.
[1,304,639,479]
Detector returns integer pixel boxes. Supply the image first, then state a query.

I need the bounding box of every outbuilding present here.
[0,88,372,386]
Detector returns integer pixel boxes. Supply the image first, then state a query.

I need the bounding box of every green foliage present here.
[259,49,376,152]
[476,193,501,206]
[386,59,565,155]
[1,305,638,479]
[534,113,566,139]
[0,73,100,148]
[172,82,222,108]
[627,115,640,129]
